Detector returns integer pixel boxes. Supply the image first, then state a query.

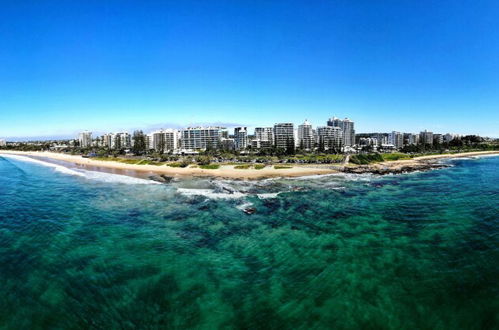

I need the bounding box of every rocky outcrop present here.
[341,161,450,175]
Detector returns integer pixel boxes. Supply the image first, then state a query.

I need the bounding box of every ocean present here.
[0,154,498,329]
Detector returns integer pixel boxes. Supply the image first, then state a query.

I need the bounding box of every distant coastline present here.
[1,150,498,180]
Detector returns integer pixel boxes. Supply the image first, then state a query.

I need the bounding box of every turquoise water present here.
[0,154,498,329]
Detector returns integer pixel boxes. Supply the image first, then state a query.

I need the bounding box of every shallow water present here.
[0,155,498,329]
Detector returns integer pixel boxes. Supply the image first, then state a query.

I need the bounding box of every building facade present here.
[327,117,355,147]
[78,131,92,148]
[298,120,314,150]
[150,129,179,153]
[389,131,404,149]
[420,130,434,145]
[273,123,295,150]
[234,127,248,150]
[181,127,224,150]
[317,126,343,151]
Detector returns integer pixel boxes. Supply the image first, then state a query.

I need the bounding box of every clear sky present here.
[1,0,498,140]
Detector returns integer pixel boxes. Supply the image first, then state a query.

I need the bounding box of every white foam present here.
[236,201,254,211]
[76,169,161,185]
[176,188,247,199]
[257,192,281,199]
[1,154,159,185]
[1,154,85,177]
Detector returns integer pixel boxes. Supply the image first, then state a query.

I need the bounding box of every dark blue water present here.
[0,154,498,329]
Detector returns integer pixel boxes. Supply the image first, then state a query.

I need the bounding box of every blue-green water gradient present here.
[0,155,498,329]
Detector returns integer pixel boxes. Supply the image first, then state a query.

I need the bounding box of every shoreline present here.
[1,150,498,179]
[0,151,338,179]
[342,150,499,174]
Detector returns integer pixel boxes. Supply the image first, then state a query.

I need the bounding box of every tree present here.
[285,137,295,155]
[132,130,147,155]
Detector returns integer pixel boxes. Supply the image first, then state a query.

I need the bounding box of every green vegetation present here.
[90,157,164,166]
[274,165,292,169]
[199,164,220,169]
[167,162,190,168]
[195,156,212,166]
[254,164,266,170]
[234,164,252,169]
[381,153,413,161]
[349,153,384,165]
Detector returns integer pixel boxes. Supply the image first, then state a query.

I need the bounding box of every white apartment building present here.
[298,120,314,150]
[181,127,225,150]
[0,139,6,147]
[444,133,459,143]
[404,133,419,145]
[420,130,434,145]
[78,131,92,148]
[254,127,273,143]
[273,123,295,150]
[317,126,343,151]
[234,127,248,150]
[150,129,179,153]
[389,131,404,149]
[113,132,131,149]
[252,127,273,149]
[433,134,444,145]
[327,117,355,147]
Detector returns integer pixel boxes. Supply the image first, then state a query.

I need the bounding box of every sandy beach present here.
[0,151,337,179]
[1,150,498,179]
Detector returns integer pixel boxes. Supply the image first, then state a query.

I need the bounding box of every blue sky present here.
[1,0,498,140]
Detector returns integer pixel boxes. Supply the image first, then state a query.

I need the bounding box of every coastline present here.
[1,150,498,179]
[0,151,337,179]
[342,150,499,174]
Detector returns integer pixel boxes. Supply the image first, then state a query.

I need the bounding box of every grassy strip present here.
[199,164,220,169]
[274,165,292,169]
[234,164,252,169]
[167,162,189,168]
[381,153,413,161]
[254,164,266,170]
[349,154,384,165]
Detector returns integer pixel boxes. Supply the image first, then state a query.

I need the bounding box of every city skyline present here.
[1,1,499,138]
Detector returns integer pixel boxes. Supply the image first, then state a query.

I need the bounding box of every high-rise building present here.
[433,134,443,145]
[78,131,92,148]
[298,120,314,151]
[234,127,248,150]
[327,117,355,147]
[113,132,131,149]
[0,139,6,147]
[150,129,179,153]
[389,131,404,149]
[404,133,419,145]
[252,127,273,149]
[254,127,273,143]
[317,126,343,151]
[273,123,295,150]
[420,130,434,145]
[101,134,113,148]
[444,133,459,143]
[181,127,224,150]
